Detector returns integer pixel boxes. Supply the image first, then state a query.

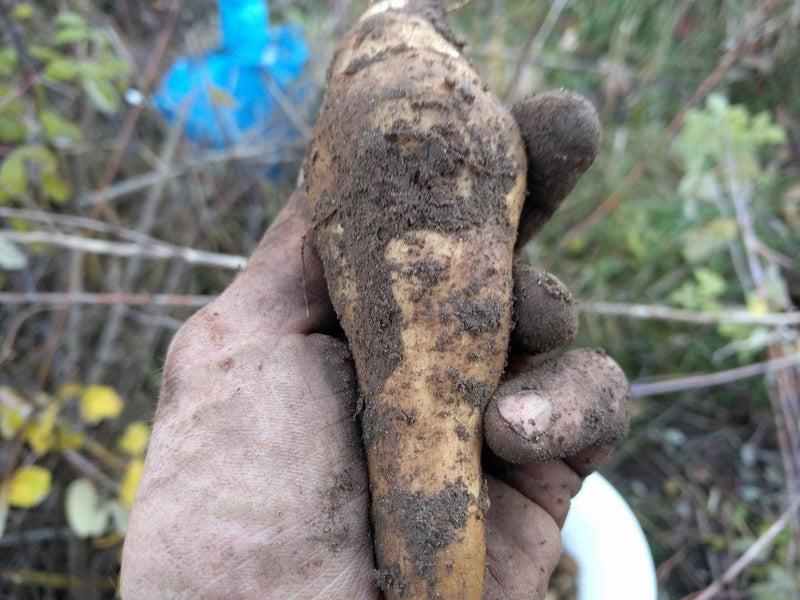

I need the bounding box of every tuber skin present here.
[304,1,526,597]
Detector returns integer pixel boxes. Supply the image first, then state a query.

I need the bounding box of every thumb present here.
[484,348,630,468]
[214,187,336,336]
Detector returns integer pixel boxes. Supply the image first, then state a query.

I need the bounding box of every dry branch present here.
[580,300,800,327]
[631,351,800,397]
[0,230,246,270]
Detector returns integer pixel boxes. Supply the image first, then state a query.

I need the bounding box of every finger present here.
[484,348,630,465]
[564,442,616,478]
[511,261,578,355]
[483,475,562,600]
[484,454,581,529]
[512,90,601,250]
[213,186,337,337]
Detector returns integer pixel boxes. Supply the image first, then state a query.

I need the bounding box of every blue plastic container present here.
[154,0,308,149]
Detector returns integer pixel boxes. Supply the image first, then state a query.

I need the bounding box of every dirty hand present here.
[120,98,629,600]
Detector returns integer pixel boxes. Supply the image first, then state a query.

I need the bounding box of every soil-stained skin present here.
[511,91,601,250]
[511,263,579,355]
[303,1,526,597]
[485,348,631,466]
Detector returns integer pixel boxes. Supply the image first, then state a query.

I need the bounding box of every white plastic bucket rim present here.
[561,472,658,600]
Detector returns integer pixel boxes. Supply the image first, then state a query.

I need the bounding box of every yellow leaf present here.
[9,465,52,508]
[57,381,83,401]
[119,459,143,508]
[55,424,85,451]
[0,406,28,439]
[207,85,236,107]
[26,403,59,454]
[93,531,123,549]
[117,422,150,457]
[746,295,769,315]
[0,386,31,439]
[80,385,124,424]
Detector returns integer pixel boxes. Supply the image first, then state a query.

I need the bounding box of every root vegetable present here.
[303,1,526,597]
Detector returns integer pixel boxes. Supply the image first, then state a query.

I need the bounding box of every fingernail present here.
[496,392,553,442]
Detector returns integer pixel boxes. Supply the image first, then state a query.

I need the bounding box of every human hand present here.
[120,92,629,599]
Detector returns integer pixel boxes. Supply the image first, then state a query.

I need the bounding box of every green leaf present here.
[751,565,800,600]
[53,26,93,45]
[44,58,79,82]
[0,240,27,270]
[40,110,83,146]
[65,478,111,538]
[694,267,726,299]
[17,144,57,173]
[28,45,61,63]
[41,172,72,204]
[0,116,26,144]
[0,48,18,77]
[55,11,86,28]
[682,218,737,263]
[0,154,27,197]
[82,77,121,113]
[11,3,34,20]
[101,57,132,80]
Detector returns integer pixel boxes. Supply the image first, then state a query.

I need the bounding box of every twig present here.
[579,301,800,327]
[688,494,800,600]
[630,351,800,397]
[261,73,313,141]
[62,450,119,495]
[0,527,73,547]
[118,306,184,330]
[446,0,473,13]
[503,0,567,105]
[75,143,296,208]
[88,103,187,384]
[0,305,51,365]
[0,230,247,270]
[0,292,214,307]
[0,569,115,590]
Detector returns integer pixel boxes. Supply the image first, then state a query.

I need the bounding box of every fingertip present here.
[564,442,616,478]
[485,349,630,465]
[511,262,578,355]
[512,90,601,249]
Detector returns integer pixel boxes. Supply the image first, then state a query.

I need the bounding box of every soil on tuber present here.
[303,1,603,598]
